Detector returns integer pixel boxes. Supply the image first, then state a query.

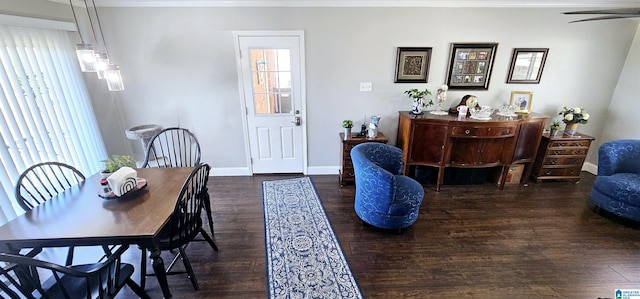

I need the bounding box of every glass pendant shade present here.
[104,64,124,91]
[75,43,97,72]
[95,53,109,79]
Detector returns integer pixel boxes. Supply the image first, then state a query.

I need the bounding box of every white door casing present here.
[234,31,307,174]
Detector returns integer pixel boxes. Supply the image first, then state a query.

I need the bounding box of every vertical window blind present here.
[0,24,107,225]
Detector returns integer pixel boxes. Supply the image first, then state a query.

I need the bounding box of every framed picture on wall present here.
[394,47,432,83]
[510,90,534,114]
[445,43,498,90]
[506,48,549,84]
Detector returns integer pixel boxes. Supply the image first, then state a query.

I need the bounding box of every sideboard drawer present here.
[540,166,583,177]
[543,156,586,166]
[549,140,591,148]
[450,126,516,138]
[546,148,589,156]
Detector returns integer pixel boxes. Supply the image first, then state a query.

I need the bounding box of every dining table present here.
[0,167,194,299]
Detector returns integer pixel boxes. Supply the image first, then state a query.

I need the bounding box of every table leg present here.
[150,247,172,299]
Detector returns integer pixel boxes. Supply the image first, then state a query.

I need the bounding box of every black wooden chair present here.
[141,127,214,235]
[14,162,86,266]
[140,128,217,287]
[141,163,218,291]
[0,244,149,299]
[141,127,201,168]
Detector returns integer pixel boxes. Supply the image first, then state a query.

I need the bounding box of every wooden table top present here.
[0,167,193,248]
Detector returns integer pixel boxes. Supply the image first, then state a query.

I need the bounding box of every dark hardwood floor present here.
[113,172,640,298]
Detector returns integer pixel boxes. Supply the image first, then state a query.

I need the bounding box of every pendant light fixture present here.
[85,0,124,91]
[104,64,124,91]
[70,0,97,72]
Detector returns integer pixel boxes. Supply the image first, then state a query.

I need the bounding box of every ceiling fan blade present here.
[564,8,640,15]
[569,15,640,23]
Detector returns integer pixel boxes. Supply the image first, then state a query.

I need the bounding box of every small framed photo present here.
[394,47,432,83]
[445,43,498,90]
[507,48,549,84]
[510,91,534,114]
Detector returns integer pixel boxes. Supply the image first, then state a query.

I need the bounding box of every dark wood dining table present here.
[0,167,194,299]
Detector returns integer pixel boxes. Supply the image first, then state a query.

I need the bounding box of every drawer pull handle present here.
[550,159,556,165]
[465,129,471,135]
[553,151,560,155]
[575,151,583,155]
[569,170,575,174]
[545,170,552,175]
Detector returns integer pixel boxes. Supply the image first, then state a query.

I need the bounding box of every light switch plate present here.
[359,82,372,92]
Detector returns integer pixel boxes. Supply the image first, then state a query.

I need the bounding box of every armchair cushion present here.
[351,143,424,230]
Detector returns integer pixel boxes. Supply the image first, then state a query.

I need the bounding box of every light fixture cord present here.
[69,0,86,42]
[84,0,100,51]
[91,0,110,57]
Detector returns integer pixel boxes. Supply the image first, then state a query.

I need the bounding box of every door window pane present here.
[250,49,292,114]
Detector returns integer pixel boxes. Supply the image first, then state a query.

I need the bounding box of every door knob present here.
[292,116,301,126]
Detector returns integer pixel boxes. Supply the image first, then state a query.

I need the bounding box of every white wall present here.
[3,3,639,175]
[599,23,640,146]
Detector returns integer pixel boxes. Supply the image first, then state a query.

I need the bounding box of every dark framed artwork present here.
[445,43,498,90]
[506,48,549,84]
[394,47,432,83]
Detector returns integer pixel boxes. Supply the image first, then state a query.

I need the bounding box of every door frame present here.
[232,30,308,175]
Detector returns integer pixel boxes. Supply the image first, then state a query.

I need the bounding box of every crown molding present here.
[47,0,640,8]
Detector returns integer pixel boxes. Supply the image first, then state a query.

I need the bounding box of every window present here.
[0,24,107,225]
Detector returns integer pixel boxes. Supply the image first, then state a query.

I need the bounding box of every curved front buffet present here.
[396,111,548,191]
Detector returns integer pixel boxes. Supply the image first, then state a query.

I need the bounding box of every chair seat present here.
[157,216,203,250]
[592,173,640,206]
[43,263,135,298]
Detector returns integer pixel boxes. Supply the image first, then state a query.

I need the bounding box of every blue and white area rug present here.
[262,177,363,299]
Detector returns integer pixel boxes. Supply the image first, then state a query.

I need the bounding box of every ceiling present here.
[49,0,640,8]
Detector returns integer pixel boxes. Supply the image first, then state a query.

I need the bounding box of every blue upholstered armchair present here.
[590,139,640,221]
[350,142,425,230]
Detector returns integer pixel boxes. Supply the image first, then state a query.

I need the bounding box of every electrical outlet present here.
[359,82,372,92]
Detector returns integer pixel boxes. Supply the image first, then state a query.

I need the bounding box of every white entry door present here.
[235,32,306,174]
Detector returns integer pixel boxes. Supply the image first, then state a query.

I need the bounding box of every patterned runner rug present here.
[262,177,363,299]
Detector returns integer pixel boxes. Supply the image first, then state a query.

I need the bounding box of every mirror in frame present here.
[506,48,549,84]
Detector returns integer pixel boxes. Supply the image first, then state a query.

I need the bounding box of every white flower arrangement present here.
[559,106,590,125]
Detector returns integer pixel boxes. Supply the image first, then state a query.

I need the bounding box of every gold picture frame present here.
[509,91,533,114]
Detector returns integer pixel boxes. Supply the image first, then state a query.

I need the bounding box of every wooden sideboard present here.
[339,132,388,186]
[396,111,548,191]
[530,131,594,183]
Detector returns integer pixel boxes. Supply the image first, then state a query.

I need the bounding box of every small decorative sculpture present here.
[368,115,381,138]
[430,85,449,115]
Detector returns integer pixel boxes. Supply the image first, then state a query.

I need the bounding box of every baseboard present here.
[210,167,251,176]
[582,162,597,175]
[209,166,340,176]
[307,166,340,175]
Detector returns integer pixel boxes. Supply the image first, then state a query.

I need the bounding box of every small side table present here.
[530,131,595,183]
[339,132,388,186]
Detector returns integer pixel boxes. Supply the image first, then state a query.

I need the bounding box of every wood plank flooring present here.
[114,172,640,298]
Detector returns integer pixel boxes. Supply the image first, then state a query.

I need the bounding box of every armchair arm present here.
[598,139,640,176]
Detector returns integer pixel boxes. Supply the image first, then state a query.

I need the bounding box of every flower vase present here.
[411,98,423,115]
[550,129,558,136]
[367,115,380,138]
[565,123,579,136]
[343,128,351,140]
[430,102,448,115]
